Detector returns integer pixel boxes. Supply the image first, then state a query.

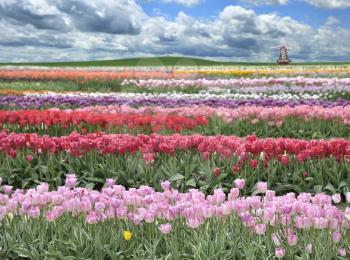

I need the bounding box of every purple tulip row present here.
[1,95,350,109]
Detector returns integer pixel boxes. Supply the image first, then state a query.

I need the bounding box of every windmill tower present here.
[277,45,291,65]
[272,38,293,65]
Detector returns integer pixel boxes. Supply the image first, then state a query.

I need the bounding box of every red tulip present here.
[212,167,221,177]
[250,159,258,169]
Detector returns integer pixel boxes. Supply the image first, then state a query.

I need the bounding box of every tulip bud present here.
[345,192,350,203]
[250,159,258,169]
[339,248,346,257]
[306,243,312,254]
[275,248,285,258]
[257,182,268,194]
[212,167,221,177]
[281,155,289,166]
[26,155,33,162]
[332,194,341,204]
[232,164,240,174]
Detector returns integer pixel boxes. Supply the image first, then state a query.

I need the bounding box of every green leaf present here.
[169,173,185,182]
[324,183,336,194]
[305,177,314,182]
[41,165,48,174]
[85,183,95,189]
[11,246,32,257]
[186,179,196,187]
[85,177,104,183]
[314,185,323,193]
[338,181,348,189]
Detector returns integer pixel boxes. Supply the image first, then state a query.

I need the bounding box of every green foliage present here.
[1,151,350,196]
[0,216,348,259]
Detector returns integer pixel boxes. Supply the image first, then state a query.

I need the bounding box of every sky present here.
[0,0,350,62]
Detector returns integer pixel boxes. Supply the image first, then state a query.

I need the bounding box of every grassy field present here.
[1,56,350,67]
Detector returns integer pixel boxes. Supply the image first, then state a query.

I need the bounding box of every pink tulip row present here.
[0,175,349,254]
[122,77,350,89]
[76,104,350,125]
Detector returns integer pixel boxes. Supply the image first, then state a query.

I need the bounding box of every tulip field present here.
[1,65,350,259]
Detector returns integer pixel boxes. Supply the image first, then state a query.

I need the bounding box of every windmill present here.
[272,38,293,65]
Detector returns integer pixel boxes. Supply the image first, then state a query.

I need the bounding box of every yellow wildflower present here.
[123,230,132,241]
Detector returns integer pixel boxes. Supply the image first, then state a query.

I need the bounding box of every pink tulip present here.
[26,155,33,162]
[28,207,40,219]
[257,182,267,194]
[159,223,172,234]
[161,181,171,191]
[332,231,342,243]
[265,190,275,201]
[106,179,115,187]
[255,223,266,235]
[275,248,285,258]
[37,183,49,193]
[65,174,77,189]
[332,194,341,204]
[234,179,245,189]
[339,248,346,257]
[287,234,298,246]
[3,185,13,194]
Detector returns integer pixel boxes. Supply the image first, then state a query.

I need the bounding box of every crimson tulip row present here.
[0,132,349,195]
[1,132,349,160]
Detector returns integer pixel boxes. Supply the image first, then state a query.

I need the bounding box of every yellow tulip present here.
[123,230,132,241]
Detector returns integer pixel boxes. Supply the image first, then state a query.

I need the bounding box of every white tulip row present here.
[24,91,323,100]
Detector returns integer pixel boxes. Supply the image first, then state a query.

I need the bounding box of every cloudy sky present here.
[0,0,350,62]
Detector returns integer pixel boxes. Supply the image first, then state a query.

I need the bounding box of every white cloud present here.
[0,0,145,34]
[0,2,349,62]
[241,0,289,5]
[325,16,340,26]
[241,0,350,9]
[161,0,202,7]
[304,0,350,9]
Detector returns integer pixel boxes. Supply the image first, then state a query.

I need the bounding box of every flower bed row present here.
[24,91,326,100]
[0,109,207,133]
[1,107,350,139]
[2,132,349,159]
[0,133,349,193]
[2,66,350,82]
[123,77,350,89]
[176,67,350,77]
[1,94,350,109]
[0,176,349,259]
[0,69,183,81]
[78,104,350,125]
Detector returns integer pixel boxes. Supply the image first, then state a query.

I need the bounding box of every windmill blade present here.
[286,44,298,49]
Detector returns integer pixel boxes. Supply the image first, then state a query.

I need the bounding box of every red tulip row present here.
[0,132,349,163]
[0,110,208,132]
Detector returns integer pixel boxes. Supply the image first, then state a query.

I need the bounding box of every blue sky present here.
[0,0,349,62]
[140,0,350,28]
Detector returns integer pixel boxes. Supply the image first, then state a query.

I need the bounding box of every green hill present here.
[0,56,349,67]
